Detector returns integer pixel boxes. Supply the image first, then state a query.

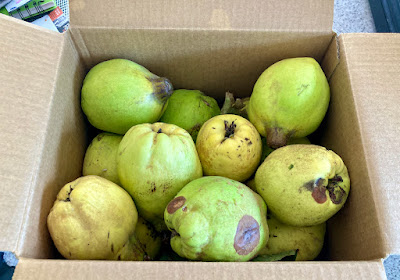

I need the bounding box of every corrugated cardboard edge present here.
[338,33,400,256]
[12,258,386,280]
[321,34,340,80]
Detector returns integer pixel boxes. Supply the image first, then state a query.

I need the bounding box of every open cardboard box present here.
[0,0,399,279]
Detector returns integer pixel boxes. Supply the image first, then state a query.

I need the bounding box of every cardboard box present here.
[0,0,399,278]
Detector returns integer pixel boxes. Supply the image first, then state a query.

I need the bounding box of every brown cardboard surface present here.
[13,259,386,280]
[338,33,400,256]
[319,35,386,261]
[16,32,87,259]
[0,14,64,253]
[70,0,334,33]
[70,27,334,100]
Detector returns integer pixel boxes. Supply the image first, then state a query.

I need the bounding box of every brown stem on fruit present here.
[151,77,173,102]
[220,92,249,118]
[222,120,236,143]
[266,127,288,149]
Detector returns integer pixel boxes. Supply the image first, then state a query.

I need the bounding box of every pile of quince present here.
[47,58,350,262]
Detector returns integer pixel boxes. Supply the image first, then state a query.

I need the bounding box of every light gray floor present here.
[334,0,376,33]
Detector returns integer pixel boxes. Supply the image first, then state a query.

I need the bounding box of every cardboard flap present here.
[0,14,64,253]
[70,0,333,33]
[13,259,386,280]
[339,33,400,256]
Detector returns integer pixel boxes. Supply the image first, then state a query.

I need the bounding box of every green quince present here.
[82,132,123,185]
[160,89,220,141]
[248,57,330,148]
[258,214,326,261]
[255,145,350,226]
[81,59,173,134]
[164,176,269,261]
[117,122,203,231]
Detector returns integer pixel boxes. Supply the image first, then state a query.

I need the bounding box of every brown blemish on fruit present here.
[303,181,314,191]
[288,164,294,170]
[303,178,327,204]
[234,215,260,255]
[201,98,211,107]
[212,127,216,129]
[248,141,252,145]
[150,182,157,193]
[182,206,187,212]
[69,252,72,257]
[150,77,173,101]
[96,134,104,141]
[326,175,346,204]
[272,235,277,237]
[221,120,236,143]
[266,127,288,149]
[63,185,74,202]
[171,229,180,238]
[108,231,110,239]
[312,187,327,204]
[167,196,186,214]
[297,84,310,96]
[157,128,162,134]
[111,244,114,253]
[119,147,127,156]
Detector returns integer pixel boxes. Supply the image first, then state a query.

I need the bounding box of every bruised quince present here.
[164,176,269,261]
[255,145,350,227]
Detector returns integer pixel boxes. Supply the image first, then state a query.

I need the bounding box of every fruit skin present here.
[258,214,326,261]
[47,175,139,260]
[132,217,162,260]
[82,132,123,185]
[196,114,262,182]
[247,57,330,148]
[164,176,269,261]
[260,136,311,163]
[117,122,203,231]
[160,89,220,141]
[255,144,350,227]
[81,59,173,134]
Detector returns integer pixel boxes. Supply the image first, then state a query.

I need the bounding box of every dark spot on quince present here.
[167,196,186,214]
[234,215,260,255]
